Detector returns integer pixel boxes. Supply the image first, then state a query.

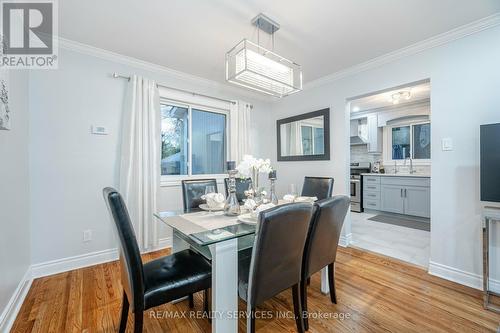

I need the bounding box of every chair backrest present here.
[247,203,313,306]
[301,176,334,200]
[102,187,144,311]
[181,179,218,213]
[224,177,252,203]
[302,195,350,279]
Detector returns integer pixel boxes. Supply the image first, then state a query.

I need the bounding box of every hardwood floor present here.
[11,247,500,332]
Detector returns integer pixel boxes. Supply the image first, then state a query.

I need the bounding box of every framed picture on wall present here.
[0,68,10,130]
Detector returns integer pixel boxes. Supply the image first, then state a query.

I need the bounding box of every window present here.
[300,125,324,155]
[391,122,430,160]
[161,102,227,177]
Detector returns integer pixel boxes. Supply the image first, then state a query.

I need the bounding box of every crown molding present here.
[58,37,273,103]
[304,13,500,91]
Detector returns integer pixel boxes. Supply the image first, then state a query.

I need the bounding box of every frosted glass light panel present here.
[226,39,302,98]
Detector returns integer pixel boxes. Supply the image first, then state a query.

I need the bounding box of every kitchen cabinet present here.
[363,175,430,218]
[404,186,431,218]
[367,114,382,154]
[380,185,405,214]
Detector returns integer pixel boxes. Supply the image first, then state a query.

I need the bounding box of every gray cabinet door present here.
[404,186,431,218]
[380,185,404,214]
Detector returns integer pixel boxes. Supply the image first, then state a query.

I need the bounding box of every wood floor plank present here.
[10,247,500,332]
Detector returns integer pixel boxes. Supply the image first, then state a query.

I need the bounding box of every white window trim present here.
[383,120,431,165]
[159,96,231,187]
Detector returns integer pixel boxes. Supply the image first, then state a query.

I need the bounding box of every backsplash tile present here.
[350,145,382,165]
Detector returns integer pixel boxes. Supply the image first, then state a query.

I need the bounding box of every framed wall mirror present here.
[277,108,330,161]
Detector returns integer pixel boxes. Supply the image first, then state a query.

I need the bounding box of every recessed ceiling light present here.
[352,106,360,112]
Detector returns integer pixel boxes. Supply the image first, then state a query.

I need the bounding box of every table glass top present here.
[154,210,257,246]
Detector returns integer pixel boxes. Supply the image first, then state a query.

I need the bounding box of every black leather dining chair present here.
[224,177,252,203]
[181,179,218,213]
[301,176,334,200]
[300,195,350,330]
[238,203,313,333]
[103,187,212,333]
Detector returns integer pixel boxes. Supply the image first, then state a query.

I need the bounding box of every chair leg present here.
[189,293,194,308]
[203,289,209,312]
[247,306,256,333]
[133,310,143,333]
[300,280,309,331]
[118,291,129,333]
[292,284,305,333]
[328,263,337,304]
[203,289,211,323]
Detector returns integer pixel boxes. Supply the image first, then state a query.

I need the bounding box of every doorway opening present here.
[347,79,431,268]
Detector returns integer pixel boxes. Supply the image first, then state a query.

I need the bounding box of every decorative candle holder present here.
[268,170,278,205]
[224,161,241,216]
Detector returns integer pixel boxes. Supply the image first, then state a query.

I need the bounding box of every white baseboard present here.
[1,237,172,331]
[0,267,33,333]
[31,248,119,278]
[339,233,352,247]
[32,237,173,279]
[428,260,500,292]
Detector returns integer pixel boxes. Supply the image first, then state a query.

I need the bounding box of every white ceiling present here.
[59,0,500,84]
[351,82,430,112]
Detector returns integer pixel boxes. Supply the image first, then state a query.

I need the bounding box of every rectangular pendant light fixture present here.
[225,14,302,98]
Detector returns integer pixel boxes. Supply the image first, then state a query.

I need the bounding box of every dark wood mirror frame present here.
[276,108,330,161]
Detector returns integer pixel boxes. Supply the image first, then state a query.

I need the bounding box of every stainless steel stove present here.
[350,162,371,212]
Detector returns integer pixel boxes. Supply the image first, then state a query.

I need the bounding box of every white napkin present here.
[295,196,318,203]
[251,203,276,218]
[243,199,257,211]
[202,192,225,208]
[283,194,296,202]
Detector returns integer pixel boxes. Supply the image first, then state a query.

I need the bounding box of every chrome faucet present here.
[405,157,415,174]
[394,160,398,174]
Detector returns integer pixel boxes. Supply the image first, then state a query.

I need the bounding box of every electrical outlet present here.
[83,229,92,242]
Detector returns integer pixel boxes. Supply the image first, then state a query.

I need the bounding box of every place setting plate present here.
[199,204,225,212]
[237,213,258,225]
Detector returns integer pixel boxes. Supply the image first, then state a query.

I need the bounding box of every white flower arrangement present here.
[236,155,272,178]
[236,155,273,200]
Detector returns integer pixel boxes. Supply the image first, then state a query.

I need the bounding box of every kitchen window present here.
[389,122,430,161]
[161,101,228,179]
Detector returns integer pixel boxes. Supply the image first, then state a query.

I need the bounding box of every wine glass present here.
[205,185,216,213]
[289,184,298,202]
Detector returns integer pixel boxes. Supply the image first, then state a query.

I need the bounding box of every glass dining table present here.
[154,207,331,333]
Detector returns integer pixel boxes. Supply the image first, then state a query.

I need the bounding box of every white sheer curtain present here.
[229,101,251,162]
[119,75,160,251]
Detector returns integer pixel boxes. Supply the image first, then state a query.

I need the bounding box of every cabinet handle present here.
[404,189,407,197]
[400,189,403,197]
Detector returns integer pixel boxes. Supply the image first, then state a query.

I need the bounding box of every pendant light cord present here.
[272,26,275,51]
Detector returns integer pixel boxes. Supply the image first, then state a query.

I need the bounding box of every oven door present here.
[351,179,361,202]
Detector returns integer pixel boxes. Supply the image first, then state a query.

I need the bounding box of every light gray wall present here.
[0,71,31,318]
[29,48,273,265]
[271,25,500,285]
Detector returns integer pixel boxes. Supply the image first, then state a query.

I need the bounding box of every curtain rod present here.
[111,73,242,106]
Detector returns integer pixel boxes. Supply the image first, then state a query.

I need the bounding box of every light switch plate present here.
[442,138,453,151]
[91,125,108,135]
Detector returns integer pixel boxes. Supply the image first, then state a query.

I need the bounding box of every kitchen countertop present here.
[361,173,430,178]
